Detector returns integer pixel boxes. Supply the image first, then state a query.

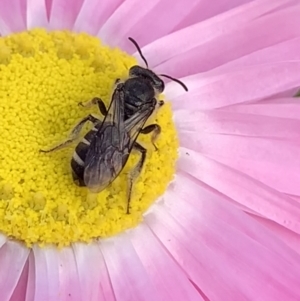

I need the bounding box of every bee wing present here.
[100,84,125,134]
[124,103,154,150]
[83,84,127,192]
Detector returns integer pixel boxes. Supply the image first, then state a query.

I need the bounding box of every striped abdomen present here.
[71,124,100,186]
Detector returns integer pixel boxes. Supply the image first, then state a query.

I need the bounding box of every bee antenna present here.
[159,74,188,92]
[128,37,149,68]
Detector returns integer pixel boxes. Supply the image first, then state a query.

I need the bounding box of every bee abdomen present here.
[71,128,98,186]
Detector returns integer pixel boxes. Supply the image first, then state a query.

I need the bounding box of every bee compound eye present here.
[129,65,142,77]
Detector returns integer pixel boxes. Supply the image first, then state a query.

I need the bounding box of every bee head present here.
[128,37,188,93]
[129,65,164,93]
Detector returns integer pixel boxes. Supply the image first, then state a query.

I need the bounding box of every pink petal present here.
[48,0,84,30]
[145,175,300,300]
[0,18,10,36]
[72,243,102,301]
[25,252,35,301]
[155,4,300,78]
[30,245,60,301]
[166,62,300,109]
[271,0,300,10]
[177,148,300,234]
[173,0,255,31]
[289,194,300,203]
[221,97,300,119]
[100,236,162,301]
[169,173,300,264]
[73,0,124,35]
[0,0,26,35]
[45,0,52,20]
[26,0,48,29]
[212,37,300,75]
[175,109,300,140]
[250,214,300,254]
[0,241,29,301]
[10,260,29,301]
[58,247,82,301]
[141,0,291,70]
[176,107,300,197]
[0,233,6,247]
[98,0,202,52]
[129,224,203,301]
[96,245,116,301]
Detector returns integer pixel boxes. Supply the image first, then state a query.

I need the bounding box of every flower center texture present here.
[0,29,178,247]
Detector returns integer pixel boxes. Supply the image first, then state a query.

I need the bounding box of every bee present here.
[41,37,188,213]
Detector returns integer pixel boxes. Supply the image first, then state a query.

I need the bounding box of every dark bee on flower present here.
[41,37,188,213]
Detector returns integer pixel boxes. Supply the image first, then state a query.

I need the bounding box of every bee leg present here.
[40,114,100,153]
[126,142,147,214]
[140,124,161,151]
[78,97,108,116]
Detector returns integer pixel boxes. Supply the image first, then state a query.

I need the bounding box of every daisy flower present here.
[0,0,300,300]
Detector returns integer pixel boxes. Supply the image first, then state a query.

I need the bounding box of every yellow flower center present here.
[0,29,178,247]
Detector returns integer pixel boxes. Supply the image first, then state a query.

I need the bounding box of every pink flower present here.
[1,0,300,300]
